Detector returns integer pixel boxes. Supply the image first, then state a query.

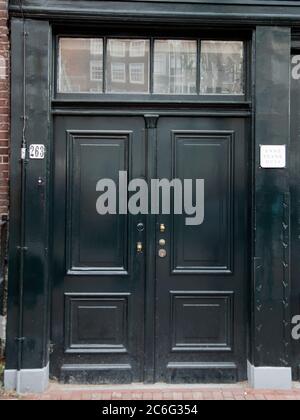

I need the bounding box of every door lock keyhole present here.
[137,223,145,232]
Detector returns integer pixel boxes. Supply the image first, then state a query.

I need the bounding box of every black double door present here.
[51,113,249,384]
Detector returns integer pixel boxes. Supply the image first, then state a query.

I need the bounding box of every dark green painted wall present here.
[6,19,51,370]
[7,0,300,26]
[251,27,291,367]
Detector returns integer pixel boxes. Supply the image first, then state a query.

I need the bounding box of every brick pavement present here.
[1,383,300,400]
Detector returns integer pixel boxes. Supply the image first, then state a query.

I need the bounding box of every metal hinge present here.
[21,147,26,160]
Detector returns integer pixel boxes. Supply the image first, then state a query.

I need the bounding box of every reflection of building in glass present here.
[129,63,145,84]
[90,61,103,82]
[59,38,103,93]
[130,40,147,57]
[154,40,197,95]
[106,39,150,93]
[111,62,126,83]
[200,41,244,95]
[90,39,103,55]
[58,38,245,96]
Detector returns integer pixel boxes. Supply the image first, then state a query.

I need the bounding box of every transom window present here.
[106,39,150,93]
[58,37,245,96]
[153,40,197,95]
[58,38,104,93]
[200,41,244,95]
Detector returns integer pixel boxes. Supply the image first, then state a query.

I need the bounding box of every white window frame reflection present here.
[90,60,103,82]
[90,39,103,56]
[129,40,146,57]
[129,63,145,84]
[111,62,126,83]
[154,53,167,76]
[109,40,126,58]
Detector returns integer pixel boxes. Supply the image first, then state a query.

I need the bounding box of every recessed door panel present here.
[172,131,234,274]
[171,293,233,352]
[66,132,131,274]
[64,294,129,353]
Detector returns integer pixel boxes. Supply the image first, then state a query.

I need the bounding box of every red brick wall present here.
[0,0,9,216]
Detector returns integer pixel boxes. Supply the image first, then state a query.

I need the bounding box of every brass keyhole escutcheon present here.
[160,224,166,233]
[137,242,143,253]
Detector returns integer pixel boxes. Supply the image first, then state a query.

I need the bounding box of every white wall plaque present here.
[260,145,286,169]
[29,144,46,160]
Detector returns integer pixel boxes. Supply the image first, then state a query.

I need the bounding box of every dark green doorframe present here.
[6,18,51,372]
[5,15,296,387]
[250,26,292,369]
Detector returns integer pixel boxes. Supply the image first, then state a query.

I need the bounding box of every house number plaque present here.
[260,145,286,169]
[29,144,46,160]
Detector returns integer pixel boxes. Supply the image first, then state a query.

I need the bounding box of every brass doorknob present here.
[159,224,166,233]
[137,242,143,253]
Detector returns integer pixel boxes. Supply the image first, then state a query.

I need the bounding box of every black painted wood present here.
[251,27,291,368]
[290,51,300,381]
[154,117,250,383]
[50,114,250,384]
[8,0,300,26]
[50,116,146,383]
[144,114,159,383]
[6,19,51,371]
[5,1,298,385]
